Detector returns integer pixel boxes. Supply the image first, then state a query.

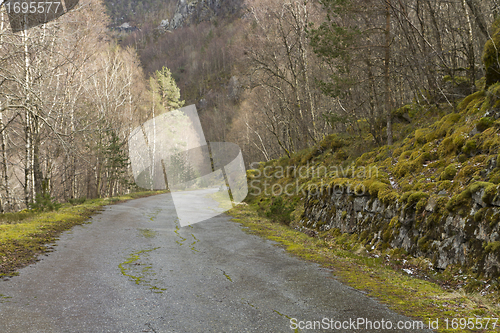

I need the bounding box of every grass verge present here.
[0,190,166,278]
[229,203,500,333]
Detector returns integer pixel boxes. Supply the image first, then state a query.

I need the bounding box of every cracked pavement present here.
[0,192,432,332]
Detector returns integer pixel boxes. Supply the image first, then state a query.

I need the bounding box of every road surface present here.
[0,192,431,332]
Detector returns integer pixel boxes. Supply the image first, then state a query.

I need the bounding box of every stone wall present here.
[300,186,500,277]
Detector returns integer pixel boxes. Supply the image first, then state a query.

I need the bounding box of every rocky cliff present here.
[165,0,244,30]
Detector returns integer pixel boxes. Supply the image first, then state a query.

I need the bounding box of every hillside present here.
[104,0,247,151]
[245,21,500,292]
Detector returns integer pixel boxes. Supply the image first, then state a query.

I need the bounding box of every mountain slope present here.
[246,27,500,280]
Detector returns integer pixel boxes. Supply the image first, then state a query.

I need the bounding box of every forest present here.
[0,0,498,212]
[117,0,497,160]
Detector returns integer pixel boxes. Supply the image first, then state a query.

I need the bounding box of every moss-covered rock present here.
[407,191,429,206]
[462,139,477,156]
[483,184,499,205]
[440,164,457,181]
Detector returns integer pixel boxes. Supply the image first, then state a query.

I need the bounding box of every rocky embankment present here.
[301,178,500,277]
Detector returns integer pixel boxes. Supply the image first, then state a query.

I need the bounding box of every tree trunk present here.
[462,0,476,91]
[33,114,43,195]
[95,159,102,198]
[385,0,393,145]
[0,110,11,212]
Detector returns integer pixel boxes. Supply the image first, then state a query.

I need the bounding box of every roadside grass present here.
[229,203,500,333]
[0,191,167,278]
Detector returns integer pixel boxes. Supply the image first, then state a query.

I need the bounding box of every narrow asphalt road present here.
[0,192,432,332]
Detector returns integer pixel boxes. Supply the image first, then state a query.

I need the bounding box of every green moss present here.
[378,189,399,205]
[436,181,452,193]
[476,117,494,132]
[446,190,472,212]
[481,136,500,154]
[277,156,290,168]
[300,147,316,164]
[359,230,370,241]
[356,151,377,166]
[417,236,430,252]
[319,134,344,151]
[462,139,477,155]
[480,95,493,115]
[399,150,411,160]
[394,158,417,178]
[375,149,390,162]
[382,227,392,243]
[415,197,428,213]
[477,77,487,91]
[392,104,413,119]
[489,169,500,184]
[138,229,157,238]
[458,91,486,110]
[452,133,466,150]
[485,241,500,254]
[443,75,469,85]
[400,191,414,203]
[482,184,498,205]
[335,148,348,160]
[456,164,481,181]
[474,208,486,223]
[368,181,389,197]
[402,189,429,207]
[118,247,165,293]
[469,181,495,194]
[439,137,456,157]
[440,164,457,181]
[393,147,403,158]
[414,129,429,145]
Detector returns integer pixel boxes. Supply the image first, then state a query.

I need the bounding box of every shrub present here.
[319,134,344,151]
[68,197,87,206]
[29,193,61,212]
[483,18,500,87]
[266,196,295,226]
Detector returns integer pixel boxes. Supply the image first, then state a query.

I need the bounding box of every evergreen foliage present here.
[150,66,185,112]
[105,130,131,194]
[483,18,500,87]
